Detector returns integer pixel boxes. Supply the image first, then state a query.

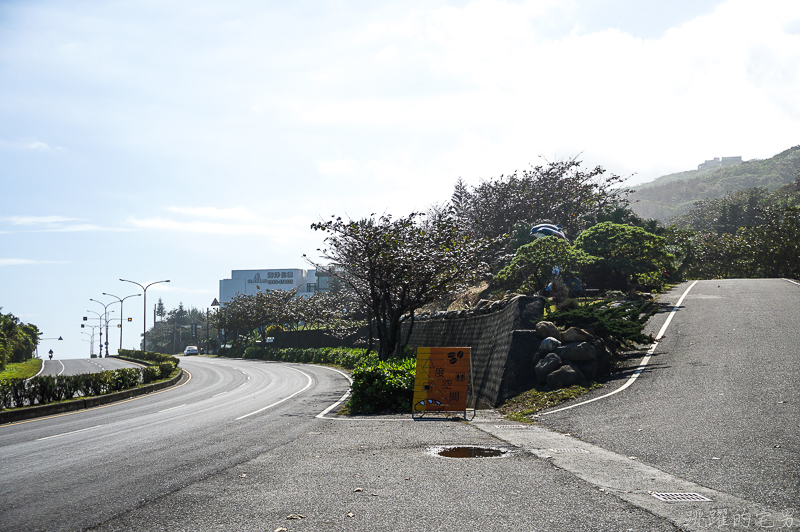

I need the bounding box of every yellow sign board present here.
[412,347,470,416]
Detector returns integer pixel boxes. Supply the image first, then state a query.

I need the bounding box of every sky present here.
[2,0,799,358]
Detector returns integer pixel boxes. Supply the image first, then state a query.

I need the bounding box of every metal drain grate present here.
[494,425,528,429]
[651,492,713,502]
[548,448,590,453]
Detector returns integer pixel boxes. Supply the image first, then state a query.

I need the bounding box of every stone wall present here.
[400,295,546,408]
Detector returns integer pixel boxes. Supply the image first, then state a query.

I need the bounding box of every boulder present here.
[592,339,611,377]
[574,359,598,381]
[562,327,594,343]
[534,321,562,341]
[532,349,548,367]
[540,337,561,353]
[546,363,586,389]
[558,342,597,362]
[535,353,563,385]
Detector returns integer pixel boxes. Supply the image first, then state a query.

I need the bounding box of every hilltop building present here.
[218,268,333,304]
[698,156,742,171]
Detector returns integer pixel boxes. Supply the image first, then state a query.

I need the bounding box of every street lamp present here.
[81,324,101,358]
[84,310,104,357]
[90,298,115,358]
[81,331,95,357]
[120,279,170,352]
[102,292,141,354]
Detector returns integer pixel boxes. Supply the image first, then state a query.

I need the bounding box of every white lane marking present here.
[37,424,103,441]
[236,367,313,420]
[58,360,65,376]
[26,359,47,381]
[238,383,246,387]
[783,278,800,286]
[212,391,227,397]
[316,367,352,419]
[313,365,413,421]
[158,404,187,413]
[539,280,700,416]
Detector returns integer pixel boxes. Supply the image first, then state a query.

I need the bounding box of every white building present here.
[219,269,314,304]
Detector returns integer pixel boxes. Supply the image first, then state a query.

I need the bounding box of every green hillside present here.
[629,145,800,221]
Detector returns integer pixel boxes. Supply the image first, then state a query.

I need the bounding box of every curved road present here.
[39,357,144,377]
[538,278,800,510]
[0,357,350,532]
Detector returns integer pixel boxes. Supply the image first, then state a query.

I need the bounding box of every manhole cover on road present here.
[433,446,507,458]
[651,493,713,502]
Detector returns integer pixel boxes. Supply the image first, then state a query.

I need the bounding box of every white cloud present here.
[0,259,70,266]
[8,216,82,225]
[2,216,130,233]
[295,0,800,184]
[127,209,313,244]
[0,139,64,151]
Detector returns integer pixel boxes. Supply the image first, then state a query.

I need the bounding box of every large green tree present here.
[494,236,597,294]
[450,159,630,263]
[307,211,496,360]
[0,310,40,369]
[574,222,672,291]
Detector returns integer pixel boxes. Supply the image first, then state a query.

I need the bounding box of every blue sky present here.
[2,0,798,358]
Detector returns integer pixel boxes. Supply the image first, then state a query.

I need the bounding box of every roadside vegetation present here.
[499,383,604,422]
[1,309,40,371]
[0,350,179,411]
[0,359,42,380]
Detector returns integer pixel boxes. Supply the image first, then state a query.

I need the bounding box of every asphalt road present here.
[1,357,682,532]
[537,278,800,511]
[38,357,143,377]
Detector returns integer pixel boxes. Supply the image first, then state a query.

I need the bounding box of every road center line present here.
[57,361,65,376]
[37,424,103,441]
[158,404,186,413]
[212,391,227,397]
[539,280,700,416]
[236,367,313,420]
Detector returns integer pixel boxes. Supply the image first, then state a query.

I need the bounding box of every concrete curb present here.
[0,369,185,425]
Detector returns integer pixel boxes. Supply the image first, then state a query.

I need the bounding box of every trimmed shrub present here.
[347,357,416,415]
[141,366,162,384]
[158,362,176,379]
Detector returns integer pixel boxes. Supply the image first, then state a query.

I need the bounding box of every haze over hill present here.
[629,145,800,221]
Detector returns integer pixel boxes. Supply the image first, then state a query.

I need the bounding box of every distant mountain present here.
[628,145,800,221]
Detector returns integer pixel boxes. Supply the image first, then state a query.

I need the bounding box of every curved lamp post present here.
[84,310,104,358]
[120,279,170,352]
[103,292,141,353]
[81,331,95,357]
[90,299,115,358]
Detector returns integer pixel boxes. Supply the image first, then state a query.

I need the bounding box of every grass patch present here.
[0,359,42,380]
[498,383,604,422]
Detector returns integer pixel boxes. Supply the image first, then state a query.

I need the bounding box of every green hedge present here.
[0,364,178,410]
[220,346,370,370]
[117,349,180,367]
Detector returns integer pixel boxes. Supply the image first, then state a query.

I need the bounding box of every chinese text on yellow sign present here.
[413,347,470,414]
